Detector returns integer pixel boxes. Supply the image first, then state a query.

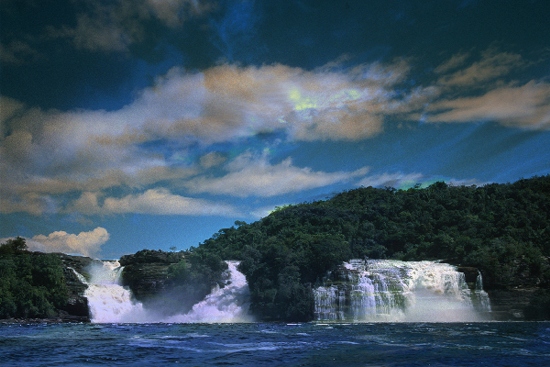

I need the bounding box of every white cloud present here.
[357,172,425,189]
[436,49,524,87]
[412,48,550,129]
[0,41,41,64]
[145,0,214,26]
[186,152,369,197]
[199,152,227,168]
[0,59,413,216]
[2,49,549,217]
[427,81,550,128]
[69,189,240,217]
[130,61,410,143]
[70,12,130,52]
[0,192,56,215]
[28,227,110,257]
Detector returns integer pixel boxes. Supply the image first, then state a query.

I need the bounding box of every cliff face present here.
[469,256,549,321]
[455,258,550,321]
[119,249,184,304]
[50,252,550,321]
[487,288,538,320]
[54,253,100,322]
[118,249,227,317]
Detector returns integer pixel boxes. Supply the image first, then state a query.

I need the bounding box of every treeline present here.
[0,238,68,319]
[3,176,550,321]
[190,176,550,321]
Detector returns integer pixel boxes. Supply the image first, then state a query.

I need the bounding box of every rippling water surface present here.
[1,322,549,366]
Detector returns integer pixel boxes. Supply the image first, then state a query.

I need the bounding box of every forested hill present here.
[192,175,550,321]
[2,176,550,322]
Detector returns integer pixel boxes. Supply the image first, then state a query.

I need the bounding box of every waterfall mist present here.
[78,260,252,323]
[314,259,492,322]
[77,258,491,323]
[83,261,148,323]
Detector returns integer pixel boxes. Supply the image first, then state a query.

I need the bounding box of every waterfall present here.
[313,286,345,320]
[76,260,251,323]
[165,261,252,323]
[314,259,492,322]
[473,271,492,313]
[81,261,147,323]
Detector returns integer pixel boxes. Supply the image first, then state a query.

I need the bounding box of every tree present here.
[0,237,28,255]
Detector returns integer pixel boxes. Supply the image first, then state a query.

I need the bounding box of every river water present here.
[1,322,549,366]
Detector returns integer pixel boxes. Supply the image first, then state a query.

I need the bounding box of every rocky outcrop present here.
[487,288,539,320]
[455,266,479,284]
[119,249,184,303]
[119,249,183,266]
[121,262,172,301]
[54,253,101,322]
[454,258,550,321]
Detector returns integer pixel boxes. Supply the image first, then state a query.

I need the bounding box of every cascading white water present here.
[82,261,147,323]
[473,271,492,313]
[314,259,492,322]
[314,285,344,320]
[165,261,252,323]
[77,260,251,323]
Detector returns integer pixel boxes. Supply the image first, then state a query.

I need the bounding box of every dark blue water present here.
[1,322,549,366]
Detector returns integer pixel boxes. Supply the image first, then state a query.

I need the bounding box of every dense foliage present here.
[192,176,550,321]
[3,176,549,321]
[120,248,228,316]
[0,238,68,319]
[165,249,228,312]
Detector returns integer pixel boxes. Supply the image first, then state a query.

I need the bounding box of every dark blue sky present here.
[1,0,549,258]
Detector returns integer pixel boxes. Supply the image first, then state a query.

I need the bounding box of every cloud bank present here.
[26,227,110,257]
[1,48,549,217]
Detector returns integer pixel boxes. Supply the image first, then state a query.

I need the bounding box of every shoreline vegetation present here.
[1,176,549,322]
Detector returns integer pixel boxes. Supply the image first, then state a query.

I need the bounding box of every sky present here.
[1,0,549,259]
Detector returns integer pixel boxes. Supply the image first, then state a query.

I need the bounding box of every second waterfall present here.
[314,259,492,322]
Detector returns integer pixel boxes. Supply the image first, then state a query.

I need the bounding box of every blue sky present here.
[1,0,549,259]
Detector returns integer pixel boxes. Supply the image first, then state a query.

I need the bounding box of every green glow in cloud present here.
[289,89,317,111]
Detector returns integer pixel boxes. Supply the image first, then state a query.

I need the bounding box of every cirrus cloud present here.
[185,152,370,197]
[68,189,240,217]
[427,81,550,129]
[436,48,524,88]
[47,0,216,52]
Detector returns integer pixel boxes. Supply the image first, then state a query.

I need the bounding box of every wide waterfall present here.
[314,259,492,322]
[77,260,251,323]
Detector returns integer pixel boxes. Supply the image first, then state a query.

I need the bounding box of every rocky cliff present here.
[118,249,228,317]
[117,251,549,321]
[54,253,100,322]
[456,258,550,321]
[119,249,184,304]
